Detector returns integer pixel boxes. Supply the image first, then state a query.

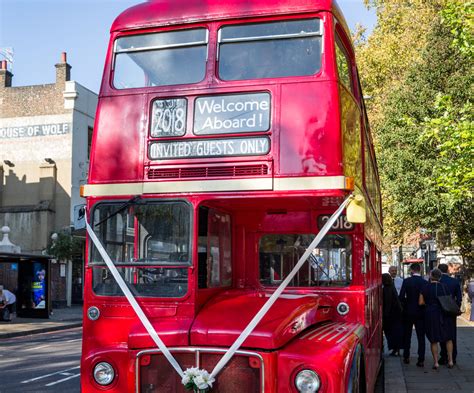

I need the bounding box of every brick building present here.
[0,53,97,308]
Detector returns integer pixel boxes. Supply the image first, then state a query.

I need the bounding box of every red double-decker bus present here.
[81,1,383,392]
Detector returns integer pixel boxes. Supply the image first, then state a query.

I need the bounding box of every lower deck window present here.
[198,207,232,288]
[90,200,190,298]
[259,234,352,287]
[92,267,187,297]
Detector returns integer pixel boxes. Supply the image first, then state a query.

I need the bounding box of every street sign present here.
[73,204,86,230]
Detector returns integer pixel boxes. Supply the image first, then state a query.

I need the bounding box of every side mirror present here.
[347,194,366,223]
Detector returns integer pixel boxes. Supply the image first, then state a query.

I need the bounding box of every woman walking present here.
[382,273,403,356]
[419,268,455,369]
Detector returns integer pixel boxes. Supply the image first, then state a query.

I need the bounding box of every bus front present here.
[81,1,382,392]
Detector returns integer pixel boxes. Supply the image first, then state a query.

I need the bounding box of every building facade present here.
[0,54,97,307]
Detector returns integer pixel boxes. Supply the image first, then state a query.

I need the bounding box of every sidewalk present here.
[385,316,474,393]
[0,305,83,339]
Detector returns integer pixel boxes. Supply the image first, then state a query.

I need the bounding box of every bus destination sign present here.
[194,93,270,135]
[149,136,270,160]
[151,98,187,138]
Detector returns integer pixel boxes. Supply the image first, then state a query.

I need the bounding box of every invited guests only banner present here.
[149,137,270,160]
[0,123,71,139]
[194,93,270,134]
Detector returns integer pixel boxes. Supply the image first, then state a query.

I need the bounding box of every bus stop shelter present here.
[0,252,52,318]
[0,226,52,318]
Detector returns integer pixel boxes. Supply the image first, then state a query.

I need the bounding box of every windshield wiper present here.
[94,195,142,227]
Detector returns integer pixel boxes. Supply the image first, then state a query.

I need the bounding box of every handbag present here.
[436,283,462,317]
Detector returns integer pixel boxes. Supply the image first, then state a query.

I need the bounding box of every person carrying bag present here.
[437,282,462,317]
[419,268,456,369]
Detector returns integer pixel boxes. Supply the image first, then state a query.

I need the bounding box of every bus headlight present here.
[295,369,321,392]
[93,362,115,386]
[87,306,100,321]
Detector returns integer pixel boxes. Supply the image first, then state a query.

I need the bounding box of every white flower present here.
[182,368,215,390]
[194,375,208,390]
[182,367,200,386]
[181,374,191,385]
[186,367,200,376]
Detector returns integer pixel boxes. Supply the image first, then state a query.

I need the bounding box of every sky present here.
[0,0,376,94]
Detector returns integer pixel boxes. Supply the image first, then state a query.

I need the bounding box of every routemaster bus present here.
[80,1,384,392]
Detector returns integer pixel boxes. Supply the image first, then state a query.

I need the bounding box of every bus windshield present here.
[113,28,208,89]
[219,18,322,81]
[90,201,191,297]
[259,234,352,287]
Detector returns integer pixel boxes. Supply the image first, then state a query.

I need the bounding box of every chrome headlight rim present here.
[87,306,100,321]
[93,361,115,386]
[336,302,350,316]
[295,369,321,392]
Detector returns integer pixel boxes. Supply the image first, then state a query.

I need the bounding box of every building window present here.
[87,127,93,159]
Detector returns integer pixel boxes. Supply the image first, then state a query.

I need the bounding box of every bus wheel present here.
[374,359,385,393]
[347,347,361,393]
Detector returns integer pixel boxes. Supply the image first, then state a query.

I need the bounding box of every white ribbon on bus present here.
[85,194,354,383]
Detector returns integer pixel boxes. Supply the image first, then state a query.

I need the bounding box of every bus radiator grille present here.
[139,352,261,392]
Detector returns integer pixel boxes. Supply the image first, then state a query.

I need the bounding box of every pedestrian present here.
[438,263,461,365]
[399,262,428,367]
[382,273,403,356]
[0,285,16,322]
[419,268,455,369]
[389,265,403,294]
[468,278,474,322]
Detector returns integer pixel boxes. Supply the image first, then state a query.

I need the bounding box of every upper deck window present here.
[335,36,353,92]
[218,19,322,81]
[113,28,208,89]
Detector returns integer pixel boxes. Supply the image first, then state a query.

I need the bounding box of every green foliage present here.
[47,232,82,262]
[440,0,474,58]
[357,0,473,267]
[421,95,474,201]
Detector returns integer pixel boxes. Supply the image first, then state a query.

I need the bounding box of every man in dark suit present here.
[438,263,462,365]
[399,262,428,367]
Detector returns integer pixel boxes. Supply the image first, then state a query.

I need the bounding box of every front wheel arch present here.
[347,344,367,393]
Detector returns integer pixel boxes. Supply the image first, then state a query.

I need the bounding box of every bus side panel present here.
[89,95,146,183]
[279,82,342,177]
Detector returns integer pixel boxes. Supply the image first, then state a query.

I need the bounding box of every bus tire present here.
[374,358,385,393]
[347,346,362,393]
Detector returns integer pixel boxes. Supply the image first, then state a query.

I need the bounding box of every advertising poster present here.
[31,262,46,309]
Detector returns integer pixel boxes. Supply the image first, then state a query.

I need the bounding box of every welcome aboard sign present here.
[149,93,271,160]
[194,93,270,134]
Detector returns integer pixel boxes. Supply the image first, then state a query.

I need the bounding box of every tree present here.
[47,232,82,262]
[356,0,473,270]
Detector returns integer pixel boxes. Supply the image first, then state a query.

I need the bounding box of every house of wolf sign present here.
[194,93,270,134]
[0,123,71,139]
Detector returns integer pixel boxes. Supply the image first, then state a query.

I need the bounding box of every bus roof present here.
[111,0,349,33]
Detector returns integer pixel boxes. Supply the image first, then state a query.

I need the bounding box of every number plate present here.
[317,215,355,231]
[151,98,187,137]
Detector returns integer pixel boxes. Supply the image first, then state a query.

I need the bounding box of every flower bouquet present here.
[182,367,215,392]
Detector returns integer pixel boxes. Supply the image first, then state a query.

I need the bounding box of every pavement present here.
[0,305,83,339]
[385,316,474,393]
[1,305,473,393]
